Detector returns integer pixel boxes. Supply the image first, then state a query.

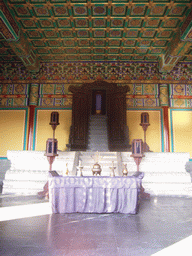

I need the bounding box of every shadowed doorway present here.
[91,90,106,115]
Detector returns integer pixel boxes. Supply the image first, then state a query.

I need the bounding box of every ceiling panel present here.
[0,0,191,64]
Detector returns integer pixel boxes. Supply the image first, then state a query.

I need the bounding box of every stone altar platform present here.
[1,150,192,197]
[121,152,192,197]
[2,150,78,195]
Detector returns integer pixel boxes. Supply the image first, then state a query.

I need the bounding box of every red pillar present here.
[27,105,36,150]
[163,106,170,152]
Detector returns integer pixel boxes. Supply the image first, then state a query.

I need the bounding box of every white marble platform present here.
[3,150,77,195]
[121,152,192,196]
[2,150,192,196]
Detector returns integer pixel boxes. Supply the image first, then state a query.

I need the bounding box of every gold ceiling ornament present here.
[69,16,74,22]
[107,2,113,9]
[65,1,73,9]
[50,16,57,22]
[148,46,154,51]
[147,2,156,9]
[152,37,158,42]
[157,27,163,33]
[45,1,54,10]
[57,38,63,43]
[37,27,43,33]
[143,16,150,22]
[167,1,176,9]
[54,28,60,33]
[86,2,92,9]
[42,38,48,43]
[107,16,111,21]
[25,2,34,10]
[161,16,169,23]
[127,2,134,9]
[31,17,38,22]
[123,27,128,33]
[140,27,146,33]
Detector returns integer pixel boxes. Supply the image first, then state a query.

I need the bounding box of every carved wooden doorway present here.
[91,90,106,115]
[68,81,130,151]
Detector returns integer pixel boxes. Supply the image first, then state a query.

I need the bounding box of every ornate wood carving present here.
[68,81,130,151]
[69,91,89,150]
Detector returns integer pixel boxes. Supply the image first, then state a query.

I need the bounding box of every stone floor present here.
[0,195,192,256]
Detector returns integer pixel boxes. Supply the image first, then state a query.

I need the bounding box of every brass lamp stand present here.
[131,139,144,173]
[131,139,150,199]
[45,112,60,171]
[140,112,150,152]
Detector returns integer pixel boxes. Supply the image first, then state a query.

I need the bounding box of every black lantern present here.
[141,112,149,125]
[45,112,60,171]
[46,138,58,156]
[131,139,144,157]
[131,139,144,172]
[49,112,60,138]
[45,138,58,171]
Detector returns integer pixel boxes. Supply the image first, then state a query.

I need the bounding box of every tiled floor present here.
[0,195,192,256]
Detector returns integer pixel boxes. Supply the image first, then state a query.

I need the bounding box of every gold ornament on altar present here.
[109,161,116,177]
[77,160,83,176]
[65,163,69,176]
[122,164,128,176]
[92,151,102,176]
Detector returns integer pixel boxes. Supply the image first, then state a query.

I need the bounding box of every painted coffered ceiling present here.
[0,0,192,73]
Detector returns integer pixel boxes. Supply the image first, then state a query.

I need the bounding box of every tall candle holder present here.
[131,139,144,173]
[77,160,83,176]
[109,161,116,177]
[45,112,60,171]
[140,112,150,152]
[131,139,150,199]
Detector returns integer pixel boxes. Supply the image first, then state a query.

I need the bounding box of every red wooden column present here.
[27,105,36,150]
[27,84,39,150]
[159,84,170,152]
[163,106,170,152]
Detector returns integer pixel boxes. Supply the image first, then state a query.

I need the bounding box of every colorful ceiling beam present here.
[159,9,192,73]
[0,0,192,73]
[0,0,40,72]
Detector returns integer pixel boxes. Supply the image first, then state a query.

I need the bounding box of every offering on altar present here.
[92,163,102,176]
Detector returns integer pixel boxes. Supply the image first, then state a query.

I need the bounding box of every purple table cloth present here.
[49,174,143,214]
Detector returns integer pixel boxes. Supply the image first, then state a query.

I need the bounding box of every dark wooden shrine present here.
[68,81,130,151]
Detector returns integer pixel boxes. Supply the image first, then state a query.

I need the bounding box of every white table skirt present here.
[49,174,143,214]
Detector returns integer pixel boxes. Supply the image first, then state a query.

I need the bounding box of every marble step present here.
[88,130,108,134]
[78,152,117,176]
[3,180,46,195]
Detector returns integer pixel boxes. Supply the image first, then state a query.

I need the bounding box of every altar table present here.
[49,174,144,214]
